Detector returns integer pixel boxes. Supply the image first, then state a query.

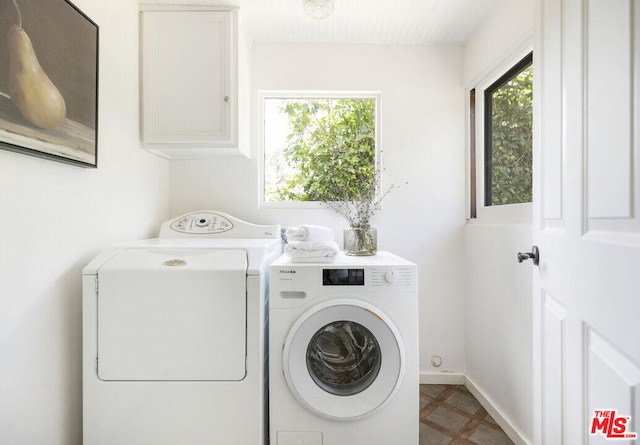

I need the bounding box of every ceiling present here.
[140,0,500,45]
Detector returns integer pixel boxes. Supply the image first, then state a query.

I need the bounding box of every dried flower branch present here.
[319,169,400,228]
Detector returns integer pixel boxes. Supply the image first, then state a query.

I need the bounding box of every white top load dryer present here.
[82,210,282,445]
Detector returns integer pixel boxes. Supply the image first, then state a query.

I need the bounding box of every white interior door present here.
[534,0,640,443]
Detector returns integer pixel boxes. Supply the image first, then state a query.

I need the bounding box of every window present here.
[260,92,379,206]
[483,53,533,207]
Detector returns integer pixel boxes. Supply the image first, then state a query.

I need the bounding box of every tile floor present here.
[419,384,514,445]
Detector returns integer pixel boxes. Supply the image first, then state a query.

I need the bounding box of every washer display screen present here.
[322,269,365,286]
[306,320,381,396]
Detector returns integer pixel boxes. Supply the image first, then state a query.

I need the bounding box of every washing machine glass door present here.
[283,299,404,420]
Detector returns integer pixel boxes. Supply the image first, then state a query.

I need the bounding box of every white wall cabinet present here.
[141,6,248,158]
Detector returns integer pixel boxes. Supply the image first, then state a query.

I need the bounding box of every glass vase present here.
[344,227,377,256]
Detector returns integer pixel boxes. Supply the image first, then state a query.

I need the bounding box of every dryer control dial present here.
[195,217,210,227]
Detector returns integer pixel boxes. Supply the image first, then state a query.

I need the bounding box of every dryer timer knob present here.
[384,269,400,284]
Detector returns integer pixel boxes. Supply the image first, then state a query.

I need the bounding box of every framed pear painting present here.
[0,0,98,167]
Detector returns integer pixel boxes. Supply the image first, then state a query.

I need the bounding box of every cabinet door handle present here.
[224,96,230,103]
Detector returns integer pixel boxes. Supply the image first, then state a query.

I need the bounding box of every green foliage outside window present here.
[264,97,376,202]
[487,63,533,206]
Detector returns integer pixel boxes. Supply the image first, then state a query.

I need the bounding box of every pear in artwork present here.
[7,23,66,129]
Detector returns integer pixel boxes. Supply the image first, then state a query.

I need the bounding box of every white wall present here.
[462,0,534,443]
[0,1,170,443]
[463,0,534,87]
[170,42,468,378]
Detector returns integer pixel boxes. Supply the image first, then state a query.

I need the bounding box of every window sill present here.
[468,202,532,225]
[259,200,326,210]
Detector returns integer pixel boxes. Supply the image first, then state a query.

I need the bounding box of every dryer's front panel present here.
[283,299,404,420]
[96,248,247,381]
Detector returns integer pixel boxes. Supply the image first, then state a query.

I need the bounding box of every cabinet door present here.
[141,9,237,151]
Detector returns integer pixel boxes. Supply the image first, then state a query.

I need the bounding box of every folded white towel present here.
[285,225,334,243]
[284,241,340,262]
[288,256,336,263]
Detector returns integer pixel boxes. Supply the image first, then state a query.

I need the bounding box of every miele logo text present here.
[590,410,637,439]
[279,269,297,274]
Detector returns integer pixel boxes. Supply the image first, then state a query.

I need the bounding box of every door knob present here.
[517,245,539,265]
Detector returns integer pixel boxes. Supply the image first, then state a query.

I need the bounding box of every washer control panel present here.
[275,266,415,289]
[319,267,414,287]
[169,212,233,234]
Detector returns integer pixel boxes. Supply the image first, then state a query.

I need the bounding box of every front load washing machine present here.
[269,251,418,445]
[82,210,282,445]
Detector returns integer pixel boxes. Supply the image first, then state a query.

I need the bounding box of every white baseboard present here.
[463,376,531,445]
[419,372,465,385]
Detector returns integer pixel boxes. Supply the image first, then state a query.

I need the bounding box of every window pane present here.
[485,54,533,206]
[263,97,376,202]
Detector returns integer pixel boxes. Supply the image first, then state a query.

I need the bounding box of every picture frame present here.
[0,0,99,168]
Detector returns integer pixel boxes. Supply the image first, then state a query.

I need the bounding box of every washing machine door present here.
[283,299,404,420]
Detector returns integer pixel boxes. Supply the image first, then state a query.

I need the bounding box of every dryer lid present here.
[96,249,248,381]
[97,247,247,271]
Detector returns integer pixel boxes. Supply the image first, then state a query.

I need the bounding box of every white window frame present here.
[467,41,533,224]
[258,91,382,209]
